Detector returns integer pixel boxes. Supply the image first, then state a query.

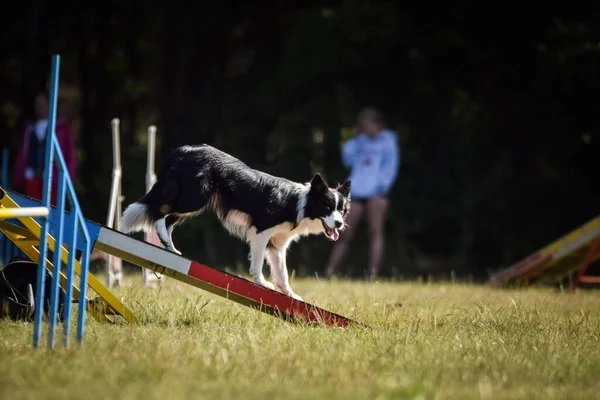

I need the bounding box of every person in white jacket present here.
[325,107,400,280]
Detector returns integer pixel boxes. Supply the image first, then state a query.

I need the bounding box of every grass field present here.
[1,275,599,400]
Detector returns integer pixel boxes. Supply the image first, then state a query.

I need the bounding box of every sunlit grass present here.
[1,276,599,400]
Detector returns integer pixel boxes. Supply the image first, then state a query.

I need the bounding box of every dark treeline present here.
[1,2,599,279]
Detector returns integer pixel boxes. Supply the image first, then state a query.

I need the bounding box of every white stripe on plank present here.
[98,227,191,275]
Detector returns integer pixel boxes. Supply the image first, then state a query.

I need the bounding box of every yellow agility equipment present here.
[0,188,138,324]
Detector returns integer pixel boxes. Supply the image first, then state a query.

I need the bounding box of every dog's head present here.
[303,173,351,241]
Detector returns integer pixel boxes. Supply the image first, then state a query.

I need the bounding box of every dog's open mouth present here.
[321,219,340,241]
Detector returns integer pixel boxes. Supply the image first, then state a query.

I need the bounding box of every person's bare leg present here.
[325,201,364,277]
[365,196,389,281]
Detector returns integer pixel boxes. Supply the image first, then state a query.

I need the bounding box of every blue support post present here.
[1,147,8,265]
[31,54,92,348]
[62,211,78,346]
[46,121,93,345]
[77,225,90,343]
[33,54,60,348]
[48,169,66,348]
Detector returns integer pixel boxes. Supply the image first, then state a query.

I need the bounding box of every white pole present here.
[114,121,124,247]
[146,125,157,191]
[105,118,123,288]
[142,125,163,287]
[0,207,49,218]
[114,118,124,286]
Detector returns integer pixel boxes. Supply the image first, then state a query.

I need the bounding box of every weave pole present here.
[142,125,164,287]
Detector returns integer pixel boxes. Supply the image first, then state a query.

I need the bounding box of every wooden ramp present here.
[488,215,600,290]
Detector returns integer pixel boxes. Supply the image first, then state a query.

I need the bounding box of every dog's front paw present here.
[279,286,303,302]
[255,279,276,290]
[289,292,304,302]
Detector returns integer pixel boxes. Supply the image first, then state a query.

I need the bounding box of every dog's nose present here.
[334,220,343,228]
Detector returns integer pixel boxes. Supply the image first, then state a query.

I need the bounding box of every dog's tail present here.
[120,178,173,234]
[120,202,154,234]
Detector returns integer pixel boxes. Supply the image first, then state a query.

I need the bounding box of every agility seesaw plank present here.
[5,189,365,328]
[488,215,600,287]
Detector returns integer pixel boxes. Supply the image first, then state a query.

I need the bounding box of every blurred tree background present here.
[1,1,599,280]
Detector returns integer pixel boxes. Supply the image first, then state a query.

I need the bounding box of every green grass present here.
[1,276,599,400]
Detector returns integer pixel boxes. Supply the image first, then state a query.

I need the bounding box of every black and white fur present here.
[119,144,351,301]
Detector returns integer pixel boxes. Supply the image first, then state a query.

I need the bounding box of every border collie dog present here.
[119,144,351,301]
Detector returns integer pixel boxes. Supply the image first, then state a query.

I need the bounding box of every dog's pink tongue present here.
[331,230,339,241]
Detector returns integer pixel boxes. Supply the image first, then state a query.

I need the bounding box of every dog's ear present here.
[310,173,328,193]
[337,180,351,198]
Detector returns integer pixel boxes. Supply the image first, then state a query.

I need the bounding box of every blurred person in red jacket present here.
[12,91,77,206]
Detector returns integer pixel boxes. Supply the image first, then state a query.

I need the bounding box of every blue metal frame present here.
[1,148,7,189]
[33,54,92,348]
[1,148,27,265]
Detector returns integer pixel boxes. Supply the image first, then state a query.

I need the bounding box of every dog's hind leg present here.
[266,244,303,301]
[248,232,275,290]
[155,217,181,255]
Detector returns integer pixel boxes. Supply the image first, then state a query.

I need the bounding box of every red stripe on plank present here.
[187,261,355,327]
